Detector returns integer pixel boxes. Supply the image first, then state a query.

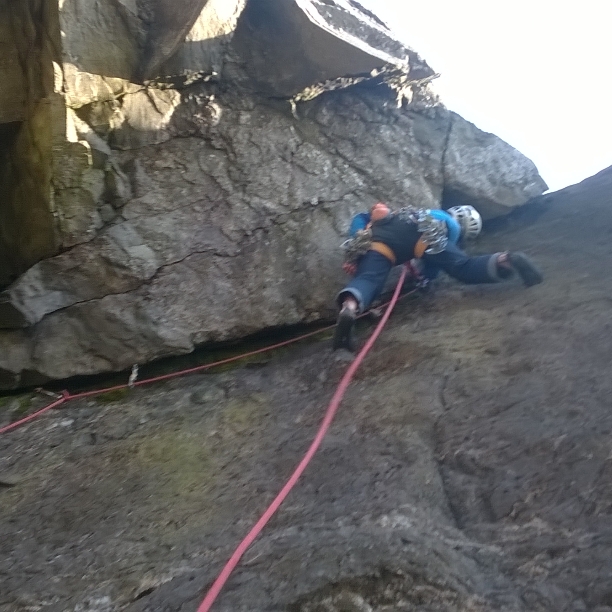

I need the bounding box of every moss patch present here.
[133,430,216,498]
[220,392,269,434]
[95,388,130,404]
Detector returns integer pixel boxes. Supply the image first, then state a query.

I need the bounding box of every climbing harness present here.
[369,241,397,265]
[341,206,449,268]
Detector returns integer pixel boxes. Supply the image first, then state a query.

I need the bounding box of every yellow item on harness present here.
[414,237,428,259]
[370,242,397,265]
[369,237,429,264]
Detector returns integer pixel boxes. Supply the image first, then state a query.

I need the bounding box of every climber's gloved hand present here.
[342,262,357,276]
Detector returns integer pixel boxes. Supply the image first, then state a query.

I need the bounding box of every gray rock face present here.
[144,0,248,79]
[443,113,548,216]
[0,0,548,387]
[3,169,612,611]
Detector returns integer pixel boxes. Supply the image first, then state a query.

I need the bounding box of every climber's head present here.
[448,205,482,239]
[370,202,390,222]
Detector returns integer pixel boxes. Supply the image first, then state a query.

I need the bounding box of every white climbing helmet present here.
[447,205,482,239]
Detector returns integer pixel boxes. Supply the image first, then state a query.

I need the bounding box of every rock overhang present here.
[229,0,434,98]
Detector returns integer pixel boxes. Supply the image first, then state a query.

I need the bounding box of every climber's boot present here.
[332,303,357,352]
[507,252,543,287]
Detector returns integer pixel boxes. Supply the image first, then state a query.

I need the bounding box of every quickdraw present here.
[397,206,448,255]
[341,228,373,264]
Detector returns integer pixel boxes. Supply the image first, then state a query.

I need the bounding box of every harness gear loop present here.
[396,207,448,255]
[413,237,428,259]
[341,228,373,264]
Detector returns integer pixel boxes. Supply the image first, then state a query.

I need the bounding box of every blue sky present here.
[360,0,612,192]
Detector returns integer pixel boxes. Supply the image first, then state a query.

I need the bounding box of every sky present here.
[359,0,612,192]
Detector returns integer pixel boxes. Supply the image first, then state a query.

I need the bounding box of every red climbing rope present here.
[196,265,409,612]
[1,278,418,436]
[0,269,414,608]
[0,394,69,434]
[0,325,334,434]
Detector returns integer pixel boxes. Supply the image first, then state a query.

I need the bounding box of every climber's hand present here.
[342,262,357,276]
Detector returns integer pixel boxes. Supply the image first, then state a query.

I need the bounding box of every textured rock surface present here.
[443,113,548,216]
[1,168,611,611]
[0,86,546,386]
[0,0,548,387]
[144,0,248,79]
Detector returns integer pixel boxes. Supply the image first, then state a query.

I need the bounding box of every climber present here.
[333,202,543,351]
[344,203,482,283]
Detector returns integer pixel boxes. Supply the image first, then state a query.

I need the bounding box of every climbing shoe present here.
[508,252,543,287]
[332,304,357,352]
